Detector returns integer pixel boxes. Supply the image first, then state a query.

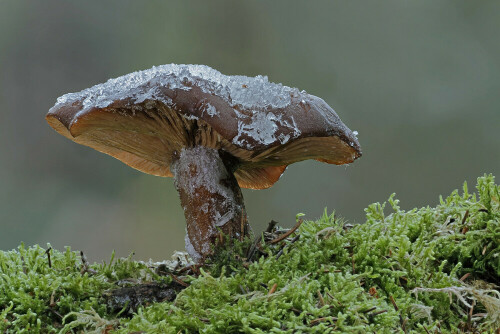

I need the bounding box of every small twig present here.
[389,295,398,310]
[80,251,97,275]
[361,306,377,313]
[45,247,52,268]
[275,235,301,260]
[240,215,246,241]
[459,272,471,282]
[422,325,430,334]
[49,290,56,307]
[275,248,285,260]
[290,308,313,317]
[461,210,470,225]
[369,309,387,317]
[317,290,325,307]
[269,219,303,244]
[246,220,280,260]
[390,295,407,334]
[290,234,301,244]
[309,317,337,326]
[169,273,189,288]
[178,264,201,276]
[47,290,63,321]
[461,210,470,234]
[472,313,487,318]
[467,299,475,332]
[47,306,63,320]
[266,220,279,233]
[80,250,88,271]
[191,264,201,275]
[246,234,263,261]
[268,283,278,296]
[326,292,343,306]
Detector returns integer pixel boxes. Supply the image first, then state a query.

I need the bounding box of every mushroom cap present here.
[46,64,361,189]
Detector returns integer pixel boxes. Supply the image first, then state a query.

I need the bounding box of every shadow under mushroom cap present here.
[46,64,361,189]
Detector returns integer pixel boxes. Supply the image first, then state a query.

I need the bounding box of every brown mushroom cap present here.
[46,64,361,189]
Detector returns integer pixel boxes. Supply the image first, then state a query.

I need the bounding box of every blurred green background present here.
[1,1,498,261]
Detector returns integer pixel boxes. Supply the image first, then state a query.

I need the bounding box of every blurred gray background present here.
[1,1,498,261]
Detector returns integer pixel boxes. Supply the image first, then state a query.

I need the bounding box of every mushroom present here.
[46,64,361,262]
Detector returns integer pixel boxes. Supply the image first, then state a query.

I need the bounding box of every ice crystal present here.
[55,64,298,115]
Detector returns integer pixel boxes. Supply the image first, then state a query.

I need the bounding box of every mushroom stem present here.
[171,146,249,262]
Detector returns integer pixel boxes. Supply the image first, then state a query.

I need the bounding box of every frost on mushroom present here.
[55,64,296,120]
[171,146,246,262]
[46,64,362,261]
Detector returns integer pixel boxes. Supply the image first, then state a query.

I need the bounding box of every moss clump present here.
[0,248,164,333]
[1,174,499,333]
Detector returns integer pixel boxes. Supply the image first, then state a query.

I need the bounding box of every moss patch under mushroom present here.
[1,174,499,333]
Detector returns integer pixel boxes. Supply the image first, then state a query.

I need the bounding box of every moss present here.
[0,174,499,333]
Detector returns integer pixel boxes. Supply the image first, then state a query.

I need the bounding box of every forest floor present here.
[0,175,499,333]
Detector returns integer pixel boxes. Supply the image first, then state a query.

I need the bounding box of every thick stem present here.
[171,146,249,262]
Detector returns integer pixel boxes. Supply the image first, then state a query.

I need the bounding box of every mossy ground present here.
[1,175,499,333]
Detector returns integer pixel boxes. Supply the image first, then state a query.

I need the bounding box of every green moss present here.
[0,247,157,333]
[1,174,499,333]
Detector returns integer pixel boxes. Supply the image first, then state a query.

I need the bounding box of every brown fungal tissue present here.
[46,64,362,262]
